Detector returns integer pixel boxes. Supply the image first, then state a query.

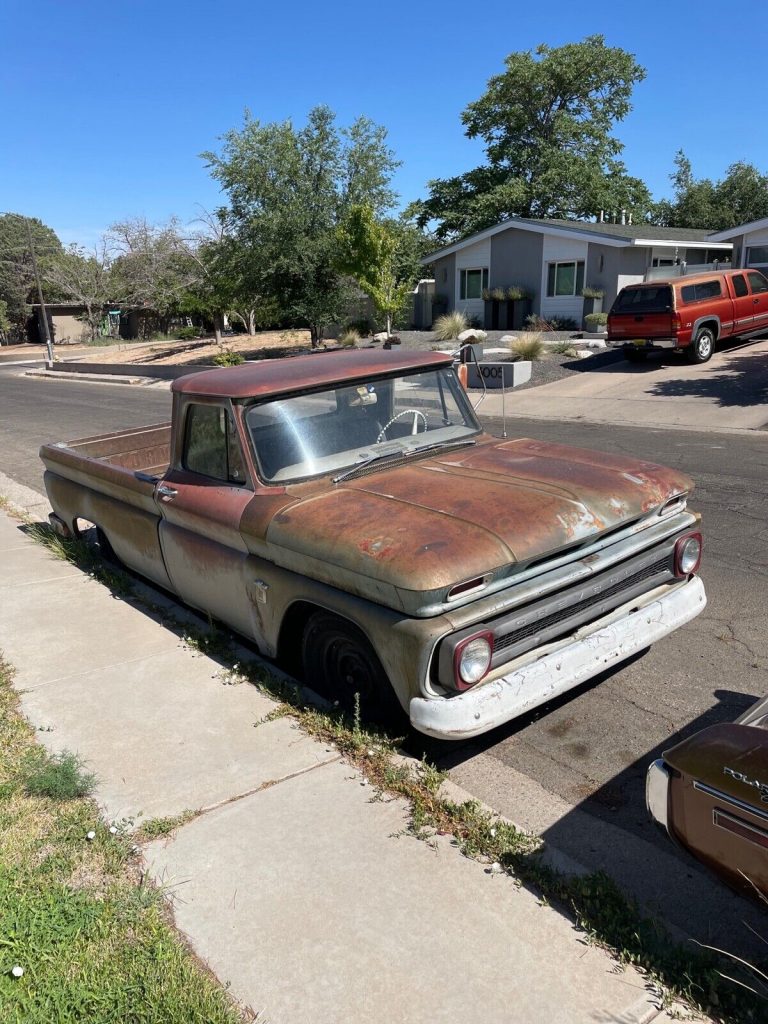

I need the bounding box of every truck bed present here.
[56,423,172,477]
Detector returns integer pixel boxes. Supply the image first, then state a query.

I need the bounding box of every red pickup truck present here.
[607,268,768,363]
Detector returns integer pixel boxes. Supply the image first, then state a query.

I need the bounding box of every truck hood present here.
[264,437,693,614]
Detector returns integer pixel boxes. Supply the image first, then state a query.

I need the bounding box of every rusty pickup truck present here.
[40,350,706,739]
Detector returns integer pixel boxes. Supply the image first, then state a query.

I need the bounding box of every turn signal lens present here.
[674,532,702,576]
[455,633,493,689]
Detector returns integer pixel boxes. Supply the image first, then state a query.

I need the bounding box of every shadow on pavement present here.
[646,348,768,411]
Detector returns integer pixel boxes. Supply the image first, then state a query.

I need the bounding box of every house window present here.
[747,246,768,266]
[652,257,676,268]
[459,268,489,300]
[546,261,585,297]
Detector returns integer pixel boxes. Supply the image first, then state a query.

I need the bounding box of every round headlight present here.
[458,635,492,686]
[677,535,701,575]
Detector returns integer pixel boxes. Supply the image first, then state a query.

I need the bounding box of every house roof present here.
[421,217,732,263]
[708,216,768,241]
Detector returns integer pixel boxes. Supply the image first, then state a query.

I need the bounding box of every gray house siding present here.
[432,253,456,312]
[490,228,543,303]
[585,244,622,308]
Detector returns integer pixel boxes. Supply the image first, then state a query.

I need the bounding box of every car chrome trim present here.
[693,781,768,824]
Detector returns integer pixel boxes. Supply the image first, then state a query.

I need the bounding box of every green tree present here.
[0,214,63,336]
[203,105,399,346]
[663,151,768,230]
[409,36,650,241]
[0,299,10,342]
[338,206,430,335]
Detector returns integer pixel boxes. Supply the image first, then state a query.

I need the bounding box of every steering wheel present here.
[376,409,428,444]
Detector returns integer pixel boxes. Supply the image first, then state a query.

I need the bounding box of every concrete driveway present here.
[486,338,768,432]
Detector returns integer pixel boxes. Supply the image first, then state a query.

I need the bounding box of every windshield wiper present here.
[333,438,476,484]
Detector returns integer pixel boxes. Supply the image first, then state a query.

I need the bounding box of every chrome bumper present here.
[646,758,672,833]
[410,576,706,740]
[608,337,678,350]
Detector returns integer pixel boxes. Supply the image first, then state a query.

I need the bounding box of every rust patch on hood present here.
[263,436,694,594]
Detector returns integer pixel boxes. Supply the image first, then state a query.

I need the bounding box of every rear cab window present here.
[183,403,247,485]
[611,285,673,314]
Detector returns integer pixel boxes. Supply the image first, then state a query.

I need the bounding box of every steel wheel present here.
[302,611,404,728]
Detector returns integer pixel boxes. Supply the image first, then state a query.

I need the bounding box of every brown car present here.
[647,695,768,900]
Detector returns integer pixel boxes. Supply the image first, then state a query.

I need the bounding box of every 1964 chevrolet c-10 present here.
[40,350,706,738]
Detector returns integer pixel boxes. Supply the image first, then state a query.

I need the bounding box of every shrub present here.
[506,285,531,300]
[525,314,555,332]
[490,287,507,302]
[509,334,545,361]
[551,339,579,356]
[585,312,608,329]
[24,749,96,800]
[174,326,200,340]
[581,286,604,299]
[212,349,245,366]
[338,328,360,348]
[433,310,468,341]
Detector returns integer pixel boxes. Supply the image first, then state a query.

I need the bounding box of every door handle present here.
[157,484,178,500]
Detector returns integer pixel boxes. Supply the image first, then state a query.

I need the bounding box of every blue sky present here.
[2,0,767,246]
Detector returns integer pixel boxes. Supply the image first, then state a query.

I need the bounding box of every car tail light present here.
[674,532,702,577]
[671,312,682,335]
[453,631,493,690]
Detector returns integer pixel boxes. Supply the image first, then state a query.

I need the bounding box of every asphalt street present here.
[1,362,767,944]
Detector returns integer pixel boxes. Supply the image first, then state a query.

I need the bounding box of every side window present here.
[183,404,247,484]
[732,274,749,297]
[680,280,722,303]
[747,271,768,294]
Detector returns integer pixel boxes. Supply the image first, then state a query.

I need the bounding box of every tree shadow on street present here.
[645,348,768,410]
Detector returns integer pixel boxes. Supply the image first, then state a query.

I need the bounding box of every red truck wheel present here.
[687,327,715,364]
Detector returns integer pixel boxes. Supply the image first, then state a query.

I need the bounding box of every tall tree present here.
[203,106,400,345]
[409,36,650,241]
[108,218,207,334]
[0,214,63,336]
[43,243,113,341]
[658,151,768,230]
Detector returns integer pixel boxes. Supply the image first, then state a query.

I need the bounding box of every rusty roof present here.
[171,350,455,399]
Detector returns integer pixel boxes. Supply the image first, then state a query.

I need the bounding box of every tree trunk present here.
[248,309,256,336]
[213,312,224,345]
[386,311,392,337]
[310,325,319,348]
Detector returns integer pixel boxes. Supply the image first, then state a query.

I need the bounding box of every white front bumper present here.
[409,576,706,739]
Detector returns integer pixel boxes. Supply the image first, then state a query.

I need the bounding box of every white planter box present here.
[466,361,532,389]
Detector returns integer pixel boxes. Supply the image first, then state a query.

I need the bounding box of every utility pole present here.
[26,220,54,365]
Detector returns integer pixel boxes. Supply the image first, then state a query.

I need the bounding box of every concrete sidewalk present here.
[477,339,768,433]
[0,507,681,1023]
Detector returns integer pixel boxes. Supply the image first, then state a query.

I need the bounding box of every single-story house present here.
[421,217,733,327]
[708,216,768,275]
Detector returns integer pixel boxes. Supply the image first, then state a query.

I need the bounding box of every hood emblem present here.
[724,766,768,802]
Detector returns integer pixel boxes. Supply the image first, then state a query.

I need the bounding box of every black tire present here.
[302,611,405,729]
[686,327,715,364]
[624,346,647,363]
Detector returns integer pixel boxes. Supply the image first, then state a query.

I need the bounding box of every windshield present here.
[244,366,480,483]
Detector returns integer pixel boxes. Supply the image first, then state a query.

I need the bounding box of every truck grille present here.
[492,554,671,658]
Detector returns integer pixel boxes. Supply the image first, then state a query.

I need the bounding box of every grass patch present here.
[15,507,768,1022]
[432,311,468,341]
[550,340,579,356]
[135,811,197,841]
[509,333,545,361]
[23,750,96,801]
[0,653,253,1022]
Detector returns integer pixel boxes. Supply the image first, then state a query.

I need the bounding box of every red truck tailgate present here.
[608,283,675,342]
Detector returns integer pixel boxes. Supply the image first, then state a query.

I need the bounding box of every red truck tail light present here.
[453,631,493,690]
[671,312,682,335]
[674,532,702,577]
